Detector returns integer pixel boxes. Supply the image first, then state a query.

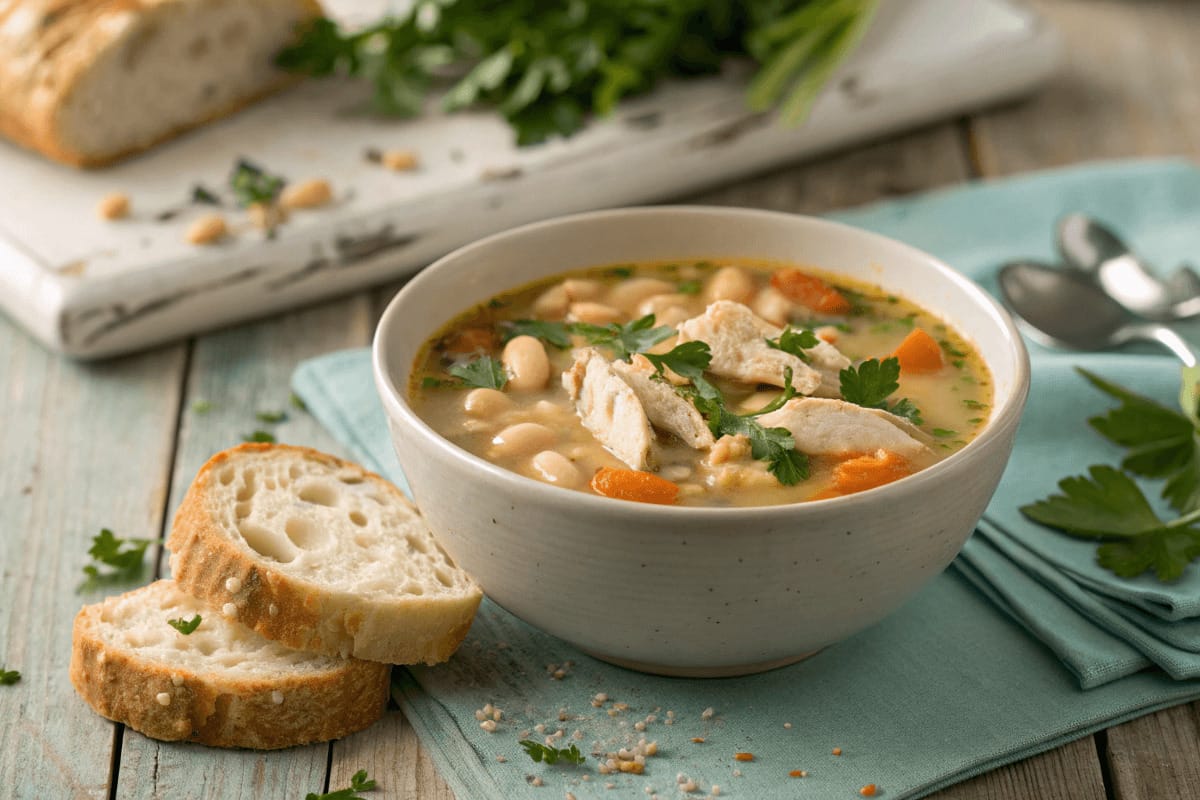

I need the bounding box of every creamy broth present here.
[410,260,992,507]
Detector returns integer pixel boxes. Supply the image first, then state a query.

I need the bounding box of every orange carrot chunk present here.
[734,752,755,762]
[860,784,879,797]
[771,269,852,315]
[891,328,944,374]
[831,450,913,496]
[590,467,680,505]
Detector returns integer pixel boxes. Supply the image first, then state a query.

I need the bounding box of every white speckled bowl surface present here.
[373,207,1030,676]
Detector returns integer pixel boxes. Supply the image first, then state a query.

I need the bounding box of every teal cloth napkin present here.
[293,159,1200,799]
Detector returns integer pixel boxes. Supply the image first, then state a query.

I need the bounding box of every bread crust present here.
[0,0,322,168]
[69,582,390,749]
[167,444,483,665]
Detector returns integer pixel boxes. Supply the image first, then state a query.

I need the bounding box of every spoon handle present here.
[1132,324,1198,367]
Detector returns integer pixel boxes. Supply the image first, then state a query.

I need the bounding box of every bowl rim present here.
[373,205,1031,519]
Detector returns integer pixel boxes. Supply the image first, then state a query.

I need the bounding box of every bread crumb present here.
[783,722,792,729]
[701,707,714,720]
[480,720,497,732]
[97,192,130,220]
[279,178,333,210]
[224,577,242,593]
[155,692,171,706]
[530,776,543,787]
[496,755,507,763]
[271,690,284,705]
[381,149,419,171]
[186,213,227,245]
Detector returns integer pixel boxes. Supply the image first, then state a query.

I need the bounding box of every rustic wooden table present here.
[4,1,1199,797]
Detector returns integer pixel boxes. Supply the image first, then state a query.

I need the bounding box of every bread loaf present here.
[70,580,389,749]
[0,0,322,167]
[167,444,483,665]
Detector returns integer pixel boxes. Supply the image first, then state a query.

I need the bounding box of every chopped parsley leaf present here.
[839,357,922,424]
[448,356,508,390]
[932,428,957,438]
[255,410,288,424]
[191,184,221,205]
[503,319,573,349]
[306,769,377,800]
[519,740,587,766]
[572,314,674,361]
[229,158,286,207]
[243,430,277,443]
[79,529,153,592]
[191,399,213,414]
[677,279,702,295]
[168,615,202,635]
[290,392,308,412]
[0,667,19,685]
[765,326,819,362]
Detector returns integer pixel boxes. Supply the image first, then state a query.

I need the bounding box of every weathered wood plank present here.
[114,295,373,800]
[0,318,186,800]
[1106,701,1200,800]
[968,0,1200,175]
[932,736,1106,800]
[329,709,455,800]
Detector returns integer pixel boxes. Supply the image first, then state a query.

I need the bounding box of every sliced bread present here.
[0,0,321,167]
[70,580,388,749]
[167,444,483,665]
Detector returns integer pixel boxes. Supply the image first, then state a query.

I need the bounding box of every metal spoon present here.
[998,260,1197,366]
[1056,213,1200,320]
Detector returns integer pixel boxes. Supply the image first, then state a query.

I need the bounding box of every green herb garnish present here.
[677,279,702,295]
[167,615,202,635]
[503,319,574,349]
[448,356,508,390]
[290,392,308,412]
[255,410,288,424]
[79,529,153,592]
[572,314,674,361]
[277,1,878,146]
[0,667,19,685]
[191,185,221,205]
[191,399,213,414]
[519,740,587,766]
[1022,465,1200,582]
[765,326,819,362]
[229,158,286,207]
[243,430,277,443]
[306,769,377,800]
[839,357,922,424]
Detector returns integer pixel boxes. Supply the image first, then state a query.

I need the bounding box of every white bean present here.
[637,294,692,327]
[562,279,605,302]
[533,284,570,318]
[569,302,623,325]
[531,451,583,487]
[752,286,793,326]
[704,266,755,304]
[607,278,676,313]
[464,388,512,418]
[502,335,550,392]
[492,423,557,458]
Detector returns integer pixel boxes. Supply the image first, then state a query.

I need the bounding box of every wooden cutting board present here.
[0,0,1058,358]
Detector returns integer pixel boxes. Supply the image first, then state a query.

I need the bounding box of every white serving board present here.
[0,0,1058,359]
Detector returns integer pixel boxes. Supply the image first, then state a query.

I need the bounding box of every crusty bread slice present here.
[70,580,388,749]
[167,444,483,665]
[0,0,321,167]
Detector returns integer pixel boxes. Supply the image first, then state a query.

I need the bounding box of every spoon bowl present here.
[998,260,1197,366]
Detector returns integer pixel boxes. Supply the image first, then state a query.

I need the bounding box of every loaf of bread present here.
[70,580,389,749]
[167,444,483,665]
[0,0,322,167]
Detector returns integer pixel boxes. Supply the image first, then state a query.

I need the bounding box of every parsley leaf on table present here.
[519,740,587,765]
[448,356,508,390]
[839,357,923,423]
[79,529,154,592]
[167,615,202,635]
[0,667,19,685]
[306,769,377,800]
[229,159,286,207]
[242,430,277,444]
[255,410,288,424]
[1079,367,1200,513]
[1020,465,1200,582]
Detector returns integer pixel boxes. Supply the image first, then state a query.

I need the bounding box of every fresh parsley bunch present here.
[1020,368,1200,582]
[277,0,879,145]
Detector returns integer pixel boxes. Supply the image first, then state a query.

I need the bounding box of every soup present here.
[410,260,992,507]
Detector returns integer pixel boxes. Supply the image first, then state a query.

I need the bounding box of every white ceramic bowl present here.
[373,207,1029,677]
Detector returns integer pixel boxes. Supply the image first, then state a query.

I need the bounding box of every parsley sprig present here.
[167,615,202,635]
[766,326,819,362]
[79,529,154,592]
[449,356,508,390]
[502,315,674,360]
[519,740,587,766]
[307,770,377,800]
[643,342,809,485]
[229,159,286,207]
[1020,367,1200,582]
[839,357,923,425]
[0,667,19,685]
[278,1,879,146]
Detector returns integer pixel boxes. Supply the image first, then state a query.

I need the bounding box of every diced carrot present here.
[891,328,944,374]
[590,467,680,505]
[829,450,913,496]
[771,269,852,315]
[442,326,498,355]
[860,784,879,797]
[734,752,755,762]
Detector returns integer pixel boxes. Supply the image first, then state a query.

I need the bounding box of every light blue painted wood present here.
[0,317,186,799]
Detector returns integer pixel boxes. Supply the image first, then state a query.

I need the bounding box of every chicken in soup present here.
[410,260,992,507]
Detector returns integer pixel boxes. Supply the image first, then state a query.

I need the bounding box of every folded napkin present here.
[293,159,1200,799]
